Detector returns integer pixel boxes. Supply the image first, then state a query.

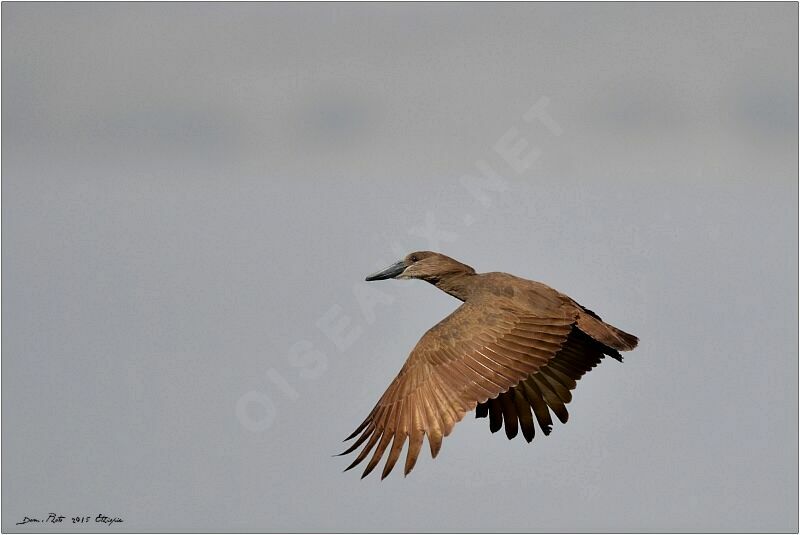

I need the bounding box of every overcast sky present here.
[3,2,797,532]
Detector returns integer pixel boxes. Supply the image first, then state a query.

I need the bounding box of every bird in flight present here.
[340,251,638,479]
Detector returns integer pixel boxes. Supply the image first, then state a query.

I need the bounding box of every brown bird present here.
[341,251,638,479]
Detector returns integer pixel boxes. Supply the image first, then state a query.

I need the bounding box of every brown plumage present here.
[340,251,638,479]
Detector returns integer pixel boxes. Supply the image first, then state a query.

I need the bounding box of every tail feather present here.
[575,310,638,352]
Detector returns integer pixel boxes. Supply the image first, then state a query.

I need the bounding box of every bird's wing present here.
[475,328,616,441]
[340,299,577,479]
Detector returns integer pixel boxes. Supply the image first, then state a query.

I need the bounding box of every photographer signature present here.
[16,513,123,526]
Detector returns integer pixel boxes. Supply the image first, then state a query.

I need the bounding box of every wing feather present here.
[480,328,627,439]
[341,298,576,477]
[513,389,536,442]
[499,391,519,439]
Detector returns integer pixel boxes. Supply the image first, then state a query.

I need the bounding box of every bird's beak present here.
[365,260,406,281]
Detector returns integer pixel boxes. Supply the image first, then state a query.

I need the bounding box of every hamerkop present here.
[341,251,638,479]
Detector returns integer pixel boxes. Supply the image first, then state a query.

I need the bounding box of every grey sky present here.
[2,2,797,532]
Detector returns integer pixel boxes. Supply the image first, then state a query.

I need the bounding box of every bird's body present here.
[341,251,638,479]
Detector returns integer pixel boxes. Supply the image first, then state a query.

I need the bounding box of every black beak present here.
[365,260,406,281]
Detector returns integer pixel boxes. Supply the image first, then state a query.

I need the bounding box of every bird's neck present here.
[430,271,477,302]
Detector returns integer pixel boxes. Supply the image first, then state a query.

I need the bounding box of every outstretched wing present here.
[475,304,638,441]
[475,328,616,441]
[340,298,578,479]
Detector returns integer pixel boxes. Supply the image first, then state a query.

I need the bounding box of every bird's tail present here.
[576,310,638,352]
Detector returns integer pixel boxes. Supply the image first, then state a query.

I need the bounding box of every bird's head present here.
[365,251,475,283]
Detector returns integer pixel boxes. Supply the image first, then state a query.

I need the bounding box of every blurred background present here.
[3,2,797,532]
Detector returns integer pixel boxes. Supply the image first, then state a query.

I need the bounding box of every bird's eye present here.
[410,255,419,262]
